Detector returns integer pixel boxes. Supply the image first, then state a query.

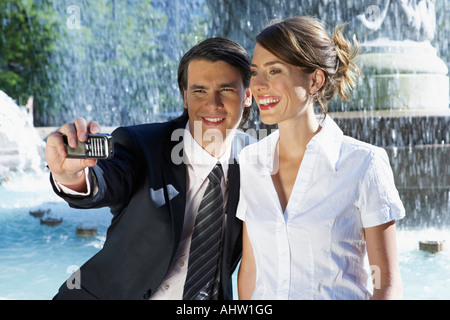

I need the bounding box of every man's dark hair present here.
[176,37,252,128]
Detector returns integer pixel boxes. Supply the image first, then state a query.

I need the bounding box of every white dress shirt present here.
[55,121,230,300]
[237,115,405,300]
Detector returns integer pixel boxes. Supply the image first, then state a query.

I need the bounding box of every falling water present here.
[12,0,447,126]
[30,0,209,126]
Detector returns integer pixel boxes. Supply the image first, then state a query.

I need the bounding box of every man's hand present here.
[45,117,101,192]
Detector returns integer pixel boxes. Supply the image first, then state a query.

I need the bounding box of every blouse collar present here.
[307,115,343,172]
[259,115,344,173]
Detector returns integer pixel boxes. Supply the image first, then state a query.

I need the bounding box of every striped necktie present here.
[183,163,224,300]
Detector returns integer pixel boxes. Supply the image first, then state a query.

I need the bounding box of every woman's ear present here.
[244,88,252,107]
[311,69,325,95]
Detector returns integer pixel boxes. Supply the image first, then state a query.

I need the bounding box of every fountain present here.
[0,91,44,180]
[0,0,449,299]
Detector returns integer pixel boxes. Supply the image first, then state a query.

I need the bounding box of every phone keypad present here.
[85,137,105,157]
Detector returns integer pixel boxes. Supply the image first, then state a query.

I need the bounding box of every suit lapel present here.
[162,162,186,257]
[222,161,242,275]
[161,118,188,260]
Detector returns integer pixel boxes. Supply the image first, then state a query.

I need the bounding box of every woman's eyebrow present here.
[251,60,286,68]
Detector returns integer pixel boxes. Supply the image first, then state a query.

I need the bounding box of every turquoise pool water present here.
[0,171,110,299]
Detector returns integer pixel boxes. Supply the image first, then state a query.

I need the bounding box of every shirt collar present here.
[183,120,230,180]
[307,115,343,171]
[260,115,343,173]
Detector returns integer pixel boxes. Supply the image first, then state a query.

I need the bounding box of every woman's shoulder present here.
[237,130,279,168]
[341,135,387,157]
[339,135,391,175]
[240,129,279,155]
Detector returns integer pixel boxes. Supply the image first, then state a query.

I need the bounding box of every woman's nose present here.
[251,74,269,92]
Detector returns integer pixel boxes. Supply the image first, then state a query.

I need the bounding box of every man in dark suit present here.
[45,37,254,300]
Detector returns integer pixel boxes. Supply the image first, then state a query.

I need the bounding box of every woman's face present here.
[250,43,316,125]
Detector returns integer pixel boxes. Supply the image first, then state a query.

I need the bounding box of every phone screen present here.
[62,135,87,157]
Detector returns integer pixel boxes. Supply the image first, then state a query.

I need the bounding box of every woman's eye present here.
[269,69,281,75]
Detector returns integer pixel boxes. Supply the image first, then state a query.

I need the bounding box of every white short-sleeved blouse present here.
[237,116,405,300]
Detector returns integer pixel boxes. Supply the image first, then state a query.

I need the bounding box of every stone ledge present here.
[330,110,450,147]
[329,109,450,119]
[35,126,116,140]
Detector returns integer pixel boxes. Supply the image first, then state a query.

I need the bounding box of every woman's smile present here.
[257,95,281,110]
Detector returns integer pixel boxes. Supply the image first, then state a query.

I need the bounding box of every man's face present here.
[184,59,251,156]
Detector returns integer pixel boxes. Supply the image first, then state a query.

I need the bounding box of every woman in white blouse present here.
[237,16,405,300]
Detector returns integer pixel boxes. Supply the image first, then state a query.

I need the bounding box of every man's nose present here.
[206,92,224,108]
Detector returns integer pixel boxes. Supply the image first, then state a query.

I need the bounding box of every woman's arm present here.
[365,220,402,300]
[238,222,256,300]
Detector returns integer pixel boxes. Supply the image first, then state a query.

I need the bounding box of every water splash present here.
[0,91,45,180]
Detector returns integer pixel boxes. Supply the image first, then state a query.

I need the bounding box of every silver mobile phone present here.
[62,133,114,160]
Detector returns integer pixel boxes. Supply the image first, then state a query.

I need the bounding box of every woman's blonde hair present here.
[255,16,361,113]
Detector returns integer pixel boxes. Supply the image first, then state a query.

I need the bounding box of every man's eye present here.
[251,70,258,76]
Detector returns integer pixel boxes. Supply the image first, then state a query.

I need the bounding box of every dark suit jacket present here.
[52,117,253,299]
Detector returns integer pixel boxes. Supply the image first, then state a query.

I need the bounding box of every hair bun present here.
[332,23,362,102]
